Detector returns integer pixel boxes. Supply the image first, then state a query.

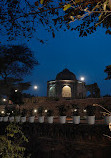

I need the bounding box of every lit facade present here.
[47,69,86,99]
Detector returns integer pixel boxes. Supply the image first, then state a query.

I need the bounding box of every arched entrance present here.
[62,86,71,97]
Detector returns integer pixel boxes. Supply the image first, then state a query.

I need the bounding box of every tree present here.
[0,123,30,158]
[0,44,38,101]
[0,78,31,98]
[104,65,111,80]
[0,0,111,42]
[9,81,31,104]
[0,45,38,78]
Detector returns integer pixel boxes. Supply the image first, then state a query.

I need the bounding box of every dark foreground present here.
[0,122,111,158]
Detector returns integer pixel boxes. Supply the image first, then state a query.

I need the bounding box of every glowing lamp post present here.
[1,110,5,114]
[33,85,38,97]
[34,85,38,90]
[74,109,77,112]
[34,109,37,113]
[3,98,6,102]
[15,89,18,92]
[45,109,48,113]
[80,77,85,82]
[80,76,85,98]
[83,109,87,113]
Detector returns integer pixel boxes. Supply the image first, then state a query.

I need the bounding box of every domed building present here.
[47,69,86,98]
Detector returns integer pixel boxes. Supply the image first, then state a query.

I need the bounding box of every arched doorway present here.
[62,86,71,97]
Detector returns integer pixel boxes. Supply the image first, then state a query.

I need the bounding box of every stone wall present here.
[1,97,111,118]
[22,97,111,118]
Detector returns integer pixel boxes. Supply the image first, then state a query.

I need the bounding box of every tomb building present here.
[47,69,86,98]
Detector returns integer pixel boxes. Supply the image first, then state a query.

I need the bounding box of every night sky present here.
[2,26,111,97]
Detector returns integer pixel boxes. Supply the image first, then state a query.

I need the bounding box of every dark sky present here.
[23,27,111,97]
[3,27,111,97]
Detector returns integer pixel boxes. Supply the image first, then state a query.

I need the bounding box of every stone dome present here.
[56,69,77,80]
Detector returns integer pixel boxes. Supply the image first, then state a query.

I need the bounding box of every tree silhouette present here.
[0,0,111,42]
[0,44,38,102]
[104,65,111,80]
[0,44,38,78]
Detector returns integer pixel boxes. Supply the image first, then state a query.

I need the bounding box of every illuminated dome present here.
[56,69,77,80]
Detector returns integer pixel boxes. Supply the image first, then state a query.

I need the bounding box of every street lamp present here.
[34,85,38,90]
[33,85,38,97]
[45,109,48,113]
[1,110,5,114]
[80,77,85,81]
[15,89,18,92]
[3,98,6,102]
[34,109,37,113]
[80,77,85,98]
[83,109,87,113]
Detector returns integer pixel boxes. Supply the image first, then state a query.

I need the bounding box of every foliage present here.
[29,109,34,116]
[104,65,111,80]
[4,106,10,117]
[21,109,27,117]
[0,44,38,99]
[85,105,95,116]
[0,123,29,158]
[22,93,35,98]
[103,94,111,97]
[9,89,24,105]
[9,111,15,117]
[54,97,60,101]
[47,109,53,117]
[0,44,38,78]
[0,78,30,98]
[57,105,67,116]
[4,106,16,117]
[71,104,79,116]
[0,0,111,42]
[38,106,44,116]
[15,109,21,116]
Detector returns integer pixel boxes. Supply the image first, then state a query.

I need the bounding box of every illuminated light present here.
[50,87,54,90]
[93,104,98,106]
[63,85,71,89]
[65,85,69,87]
[15,89,18,92]
[83,109,87,112]
[74,109,77,112]
[34,109,37,113]
[78,81,82,83]
[80,77,85,81]
[12,111,13,113]
[109,123,111,131]
[1,111,4,114]
[50,81,56,83]
[34,85,38,90]
[45,109,48,113]
[3,98,6,102]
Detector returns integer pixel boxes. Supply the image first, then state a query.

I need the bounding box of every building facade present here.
[47,69,86,99]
